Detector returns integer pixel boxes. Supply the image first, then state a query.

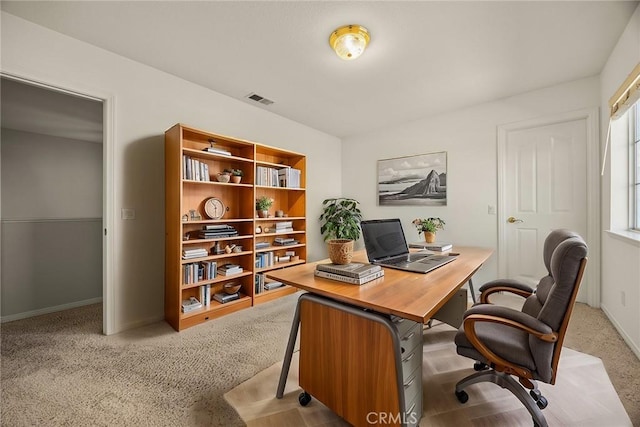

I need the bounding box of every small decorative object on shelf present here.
[189,209,202,221]
[412,217,445,243]
[223,281,242,294]
[256,196,273,218]
[217,170,231,183]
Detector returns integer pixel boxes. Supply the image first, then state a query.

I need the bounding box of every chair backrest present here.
[521,229,583,321]
[525,230,588,383]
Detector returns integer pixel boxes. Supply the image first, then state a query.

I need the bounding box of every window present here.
[634,105,640,230]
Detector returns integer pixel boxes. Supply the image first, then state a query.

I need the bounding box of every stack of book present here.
[202,143,231,156]
[182,248,208,260]
[181,296,203,313]
[314,262,384,285]
[274,237,298,246]
[275,221,294,233]
[218,264,243,276]
[408,242,453,251]
[255,241,271,250]
[198,224,238,239]
[213,292,239,303]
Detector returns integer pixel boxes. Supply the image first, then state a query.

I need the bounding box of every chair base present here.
[455,369,548,427]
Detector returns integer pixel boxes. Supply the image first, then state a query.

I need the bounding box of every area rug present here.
[224,322,632,426]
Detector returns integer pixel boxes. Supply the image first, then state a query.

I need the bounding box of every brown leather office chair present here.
[454,229,588,427]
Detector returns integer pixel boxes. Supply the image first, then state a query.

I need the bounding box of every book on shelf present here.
[181,296,203,313]
[213,292,240,304]
[182,248,208,259]
[264,281,284,291]
[218,264,243,276]
[255,242,271,249]
[408,242,453,251]
[203,147,232,156]
[316,262,382,278]
[314,269,385,285]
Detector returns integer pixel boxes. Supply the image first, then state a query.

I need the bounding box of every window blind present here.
[609,62,640,119]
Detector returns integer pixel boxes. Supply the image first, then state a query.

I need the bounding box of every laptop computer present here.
[361,218,457,274]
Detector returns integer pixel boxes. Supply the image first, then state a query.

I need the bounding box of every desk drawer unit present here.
[394,317,423,424]
[298,294,423,427]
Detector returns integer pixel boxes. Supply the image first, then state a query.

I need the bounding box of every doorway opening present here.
[1,75,111,333]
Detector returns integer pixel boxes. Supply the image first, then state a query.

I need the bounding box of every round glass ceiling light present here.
[329,25,370,60]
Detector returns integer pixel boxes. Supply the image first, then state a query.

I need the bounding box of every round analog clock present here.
[204,197,225,219]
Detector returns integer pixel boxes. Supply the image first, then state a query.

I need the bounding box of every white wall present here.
[1,12,341,333]
[342,77,601,289]
[600,4,640,358]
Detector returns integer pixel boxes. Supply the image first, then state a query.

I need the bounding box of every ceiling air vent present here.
[246,92,274,106]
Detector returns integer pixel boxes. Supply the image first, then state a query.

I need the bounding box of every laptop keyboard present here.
[385,253,429,265]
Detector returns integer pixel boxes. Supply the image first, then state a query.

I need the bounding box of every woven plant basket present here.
[327,239,354,265]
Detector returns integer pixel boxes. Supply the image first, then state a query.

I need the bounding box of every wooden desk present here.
[269,247,492,427]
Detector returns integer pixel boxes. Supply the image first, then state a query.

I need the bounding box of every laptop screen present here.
[361,219,410,262]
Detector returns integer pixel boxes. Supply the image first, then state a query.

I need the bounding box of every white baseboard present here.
[601,303,640,361]
[0,297,103,323]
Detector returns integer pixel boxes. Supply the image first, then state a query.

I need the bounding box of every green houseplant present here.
[319,198,363,264]
[412,217,445,243]
[256,196,273,218]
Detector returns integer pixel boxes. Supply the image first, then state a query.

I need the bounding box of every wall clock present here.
[204,197,225,219]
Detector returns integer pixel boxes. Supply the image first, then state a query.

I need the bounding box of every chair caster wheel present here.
[455,390,469,404]
[529,390,547,409]
[299,391,312,406]
[473,361,488,371]
[536,396,548,409]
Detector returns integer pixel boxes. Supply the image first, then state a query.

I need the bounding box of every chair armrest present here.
[463,305,555,340]
[462,305,558,381]
[479,279,535,304]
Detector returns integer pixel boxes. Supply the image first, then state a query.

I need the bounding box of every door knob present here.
[507,216,524,224]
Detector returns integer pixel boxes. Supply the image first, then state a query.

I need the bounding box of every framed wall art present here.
[377,151,447,206]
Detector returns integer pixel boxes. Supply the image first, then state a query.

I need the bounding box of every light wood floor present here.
[224,322,632,426]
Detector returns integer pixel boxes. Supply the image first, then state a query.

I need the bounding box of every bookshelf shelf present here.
[165,123,306,331]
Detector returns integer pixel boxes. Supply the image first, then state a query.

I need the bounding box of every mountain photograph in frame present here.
[377,152,447,206]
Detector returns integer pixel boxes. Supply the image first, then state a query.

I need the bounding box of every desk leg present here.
[276,295,302,399]
[468,278,477,304]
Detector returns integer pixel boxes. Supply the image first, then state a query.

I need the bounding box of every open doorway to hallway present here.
[1,76,104,324]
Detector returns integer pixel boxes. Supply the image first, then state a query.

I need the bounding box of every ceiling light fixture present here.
[329,24,370,60]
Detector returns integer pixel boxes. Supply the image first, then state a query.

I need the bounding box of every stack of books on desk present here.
[314,262,384,285]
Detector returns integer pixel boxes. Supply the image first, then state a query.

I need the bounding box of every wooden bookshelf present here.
[165,124,305,331]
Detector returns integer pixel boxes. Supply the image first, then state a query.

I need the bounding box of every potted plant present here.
[230,168,243,183]
[256,196,273,218]
[319,198,363,264]
[412,217,445,243]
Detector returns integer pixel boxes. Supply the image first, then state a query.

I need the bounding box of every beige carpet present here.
[225,323,632,426]
[2,294,639,426]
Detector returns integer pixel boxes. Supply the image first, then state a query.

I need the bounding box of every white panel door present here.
[503,119,587,288]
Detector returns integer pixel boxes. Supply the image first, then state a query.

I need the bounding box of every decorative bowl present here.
[217,173,230,183]
[223,282,241,294]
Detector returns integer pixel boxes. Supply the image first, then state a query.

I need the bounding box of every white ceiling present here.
[1,1,637,139]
